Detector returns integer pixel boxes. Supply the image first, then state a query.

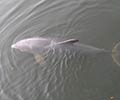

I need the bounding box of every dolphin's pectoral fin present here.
[34,54,45,64]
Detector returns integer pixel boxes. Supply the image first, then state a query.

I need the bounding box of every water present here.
[0,0,120,100]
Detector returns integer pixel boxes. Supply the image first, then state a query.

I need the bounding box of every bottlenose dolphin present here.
[11,37,120,66]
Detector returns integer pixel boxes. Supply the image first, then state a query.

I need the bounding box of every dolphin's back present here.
[56,39,79,45]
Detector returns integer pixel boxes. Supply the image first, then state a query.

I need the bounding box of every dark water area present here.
[0,0,120,100]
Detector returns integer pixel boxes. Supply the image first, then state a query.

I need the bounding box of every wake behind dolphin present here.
[11,37,120,66]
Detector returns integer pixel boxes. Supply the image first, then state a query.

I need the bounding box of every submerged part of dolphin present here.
[11,37,79,64]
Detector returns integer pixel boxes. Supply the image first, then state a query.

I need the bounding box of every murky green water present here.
[0,0,120,100]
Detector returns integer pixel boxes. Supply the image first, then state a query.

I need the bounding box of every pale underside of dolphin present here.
[11,37,80,64]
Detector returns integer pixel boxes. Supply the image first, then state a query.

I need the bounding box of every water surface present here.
[0,0,120,100]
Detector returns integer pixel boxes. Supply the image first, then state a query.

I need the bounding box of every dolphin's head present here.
[11,37,51,53]
[11,39,31,52]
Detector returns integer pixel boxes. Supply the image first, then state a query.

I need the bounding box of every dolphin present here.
[11,37,120,67]
[11,37,79,64]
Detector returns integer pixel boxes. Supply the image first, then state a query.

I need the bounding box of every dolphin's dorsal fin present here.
[57,39,79,45]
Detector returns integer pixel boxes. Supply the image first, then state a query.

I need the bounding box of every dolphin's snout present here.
[11,44,16,49]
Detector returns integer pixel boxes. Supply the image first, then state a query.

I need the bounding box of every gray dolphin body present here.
[11,37,110,64]
[11,37,109,56]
